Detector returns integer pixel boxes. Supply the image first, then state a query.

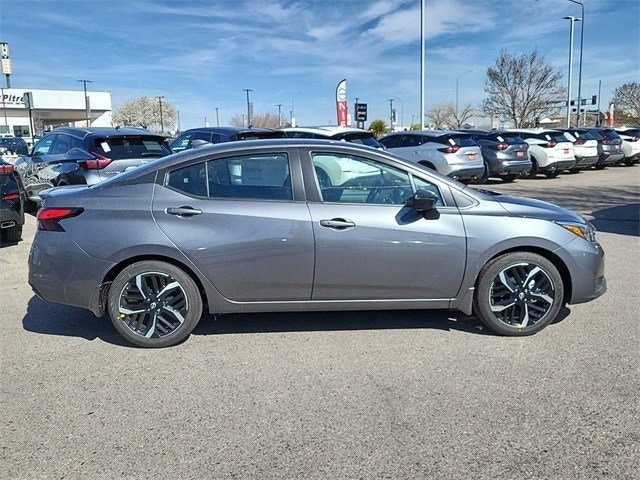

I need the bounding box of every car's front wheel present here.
[108,261,203,348]
[473,252,564,336]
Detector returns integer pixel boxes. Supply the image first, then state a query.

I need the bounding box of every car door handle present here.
[319,218,355,229]
[165,206,202,217]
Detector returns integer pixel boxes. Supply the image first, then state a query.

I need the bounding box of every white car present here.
[507,129,576,178]
[557,129,599,171]
[615,128,640,165]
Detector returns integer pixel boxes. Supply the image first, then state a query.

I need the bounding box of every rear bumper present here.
[0,198,24,227]
[491,159,532,175]
[447,165,485,180]
[544,159,576,171]
[28,231,115,315]
[573,155,598,168]
[599,151,624,165]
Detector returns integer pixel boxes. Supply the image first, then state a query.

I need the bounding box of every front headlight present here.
[558,221,597,242]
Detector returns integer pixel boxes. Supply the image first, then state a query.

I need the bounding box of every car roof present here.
[282,126,373,136]
[179,126,279,134]
[48,126,162,139]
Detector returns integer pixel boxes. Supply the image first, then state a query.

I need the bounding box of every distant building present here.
[0,88,112,144]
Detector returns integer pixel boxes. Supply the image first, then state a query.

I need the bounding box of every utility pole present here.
[242,89,253,126]
[215,107,219,127]
[156,95,164,133]
[77,79,93,127]
[420,0,425,130]
[597,80,602,127]
[389,99,394,131]
[564,16,580,128]
[276,104,282,127]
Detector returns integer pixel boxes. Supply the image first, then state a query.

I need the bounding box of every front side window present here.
[50,134,82,155]
[170,133,194,152]
[166,163,207,196]
[312,152,414,205]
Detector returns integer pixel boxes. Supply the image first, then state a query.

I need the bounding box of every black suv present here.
[14,127,171,206]
[170,127,286,153]
[0,137,29,156]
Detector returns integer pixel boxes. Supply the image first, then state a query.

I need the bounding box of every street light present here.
[156,95,164,133]
[242,89,252,126]
[567,0,585,126]
[276,104,282,127]
[455,70,473,128]
[564,16,581,128]
[215,107,219,127]
[77,79,93,127]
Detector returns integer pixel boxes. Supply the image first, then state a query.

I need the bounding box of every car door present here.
[14,133,58,199]
[303,149,467,301]
[152,149,315,302]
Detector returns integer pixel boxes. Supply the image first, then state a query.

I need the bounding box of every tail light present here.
[544,141,558,148]
[37,207,84,231]
[85,152,112,169]
[630,137,640,142]
[491,143,509,151]
[2,192,20,201]
[574,137,586,145]
[0,164,15,175]
[437,145,460,154]
[601,138,618,145]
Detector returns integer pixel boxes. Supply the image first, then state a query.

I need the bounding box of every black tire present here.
[500,174,518,183]
[521,158,539,179]
[544,169,559,178]
[473,252,564,336]
[474,162,489,184]
[107,261,203,348]
[1,225,22,243]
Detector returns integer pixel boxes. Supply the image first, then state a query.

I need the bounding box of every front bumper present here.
[559,237,606,305]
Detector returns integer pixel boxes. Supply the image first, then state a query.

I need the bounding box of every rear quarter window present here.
[93,136,171,160]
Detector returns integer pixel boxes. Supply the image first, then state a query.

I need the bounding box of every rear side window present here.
[33,135,56,155]
[50,134,83,154]
[434,135,476,147]
[166,163,207,196]
[92,136,170,160]
[378,135,401,148]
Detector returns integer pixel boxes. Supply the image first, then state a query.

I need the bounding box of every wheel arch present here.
[483,246,572,304]
[99,254,210,315]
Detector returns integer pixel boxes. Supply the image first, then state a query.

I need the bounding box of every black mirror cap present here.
[408,188,438,212]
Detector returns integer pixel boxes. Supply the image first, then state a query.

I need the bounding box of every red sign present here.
[336,79,347,127]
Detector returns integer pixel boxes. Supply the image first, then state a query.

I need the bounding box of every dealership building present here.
[0,87,112,144]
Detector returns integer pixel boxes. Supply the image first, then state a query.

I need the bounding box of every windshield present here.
[92,136,170,160]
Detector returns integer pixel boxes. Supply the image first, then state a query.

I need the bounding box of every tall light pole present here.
[568,0,584,126]
[389,99,394,131]
[455,70,473,128]
[276,103,282,127]
[564,16,580,128]
[420,0,425,130]
[242,89,253,126]
[156,95,164,133]
[77,79,92,127]
[215,107,219,126]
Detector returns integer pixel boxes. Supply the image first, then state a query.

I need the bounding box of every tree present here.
[368,119,387,137]
[611,82,640,125]
[229,112,281,128]
[481,49,565,128]
[453,103,475,128]
[113,96,178,133]
[426,103,455,129]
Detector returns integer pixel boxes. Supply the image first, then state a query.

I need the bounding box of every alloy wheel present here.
[118,272,188,339]
[488,262,555,328]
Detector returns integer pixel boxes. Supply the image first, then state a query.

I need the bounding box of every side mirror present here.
[191,139,211,149]
[64,147,96,162]
[407,188,439,212]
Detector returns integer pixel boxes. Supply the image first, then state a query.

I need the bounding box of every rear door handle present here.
[319,218,355,229]
[165,206,202,217]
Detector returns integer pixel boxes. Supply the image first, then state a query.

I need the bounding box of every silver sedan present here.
[28,139,606,347]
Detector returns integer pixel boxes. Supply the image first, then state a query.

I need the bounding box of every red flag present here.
[336,79,347,127]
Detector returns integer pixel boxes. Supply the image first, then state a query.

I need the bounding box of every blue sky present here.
[1,0,638,129]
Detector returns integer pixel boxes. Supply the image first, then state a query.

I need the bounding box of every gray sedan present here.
[29,139,606,347]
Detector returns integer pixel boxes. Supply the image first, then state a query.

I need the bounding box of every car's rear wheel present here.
[520,158,538,178]
[108,261,203,348]
[544,169,559,178]
[500,174,518,183]
[474,162,490,184]
[1,225,22,243]
[473,252,564,336]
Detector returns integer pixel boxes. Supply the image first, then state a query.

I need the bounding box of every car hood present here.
[494,193,585,223]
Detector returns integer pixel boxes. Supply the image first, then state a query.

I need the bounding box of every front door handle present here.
[319,218,355,229]
[165,206,202,217]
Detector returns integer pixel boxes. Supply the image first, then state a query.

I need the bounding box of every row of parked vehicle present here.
[1,123,638,244]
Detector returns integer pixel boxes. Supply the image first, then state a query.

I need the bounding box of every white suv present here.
[615,128,640,165]
[508,129,576,178]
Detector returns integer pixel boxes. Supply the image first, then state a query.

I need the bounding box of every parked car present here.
[557,128,599,171]
[14,127,171,207]
[457,129,531,183]
[614,127,640,165]
[170,127,286,153]
[282,126,384,149]
[378,130,484,181]
[0,137,29,156]
[0,157,25,243]
[29,139,605,347]
[507,129,576,178]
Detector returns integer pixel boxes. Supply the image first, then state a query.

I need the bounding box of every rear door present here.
[152,148,315,302]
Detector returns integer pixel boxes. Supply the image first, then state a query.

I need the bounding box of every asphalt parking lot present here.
[2,166,639,479]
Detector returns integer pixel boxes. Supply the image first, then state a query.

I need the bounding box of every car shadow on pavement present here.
[23,296,573,345]
[22,296,130,347]
[591,203,640,237]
